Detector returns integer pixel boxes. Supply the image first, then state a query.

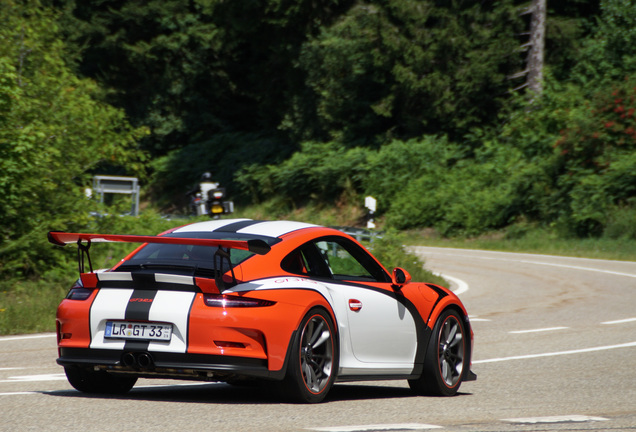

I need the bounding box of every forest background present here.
[1,0,635,332]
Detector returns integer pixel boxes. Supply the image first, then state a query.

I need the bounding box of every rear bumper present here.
[57,347,286,381]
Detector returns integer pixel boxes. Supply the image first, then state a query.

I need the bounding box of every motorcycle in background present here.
[207,186,234,217]
[188,173,234,217]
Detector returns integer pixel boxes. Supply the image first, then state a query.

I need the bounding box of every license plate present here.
[211,205,224,214]
[105,321,172,341]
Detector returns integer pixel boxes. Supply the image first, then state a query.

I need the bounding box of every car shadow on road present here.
[43,381,472,405]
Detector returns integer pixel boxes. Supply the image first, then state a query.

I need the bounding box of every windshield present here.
[116,232,280,277]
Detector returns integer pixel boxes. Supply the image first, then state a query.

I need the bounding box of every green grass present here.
[0,277,69,335]
[403,227,636,261]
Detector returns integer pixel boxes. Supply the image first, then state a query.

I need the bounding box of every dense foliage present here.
[2,0,635,283]
[0,0,146,277]
[3,0,636,335]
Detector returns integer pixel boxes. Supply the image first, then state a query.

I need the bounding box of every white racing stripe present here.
[148,290,195,352]
[97,272,133,281]
[88,288,195,353]
[155,273,195,285]
[238,220,316,237]
[89,288,132,350]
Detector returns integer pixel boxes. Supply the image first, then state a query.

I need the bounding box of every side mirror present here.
[392,267,411,287]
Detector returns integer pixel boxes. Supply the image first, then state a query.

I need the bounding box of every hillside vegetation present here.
[1,1,636,333]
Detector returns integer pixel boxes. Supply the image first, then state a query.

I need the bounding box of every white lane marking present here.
[474,341,636,364]
[0,391,39,396]
[0,333,56,342]
[439,273,469,295]
[416,248,636,279]
[468,316,491,322]
[0,367,25,371]
[516,260,636,278]
[602,317,636,325]
[0,373,66,383]
[503,415,609,424]
[307,424,442,432]
[509,326,568,334]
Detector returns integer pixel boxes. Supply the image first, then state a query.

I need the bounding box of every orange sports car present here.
[49,219,475,403]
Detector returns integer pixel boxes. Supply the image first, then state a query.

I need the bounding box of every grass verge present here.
[404,227,636,261]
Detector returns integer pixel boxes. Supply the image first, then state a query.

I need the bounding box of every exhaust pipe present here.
[137,353,154,369]
[121,352,154,369]
[122,352,136,367]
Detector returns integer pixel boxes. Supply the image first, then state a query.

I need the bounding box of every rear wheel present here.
[409,309,467,396]
[279,308,338,403]
[65,366,137,394]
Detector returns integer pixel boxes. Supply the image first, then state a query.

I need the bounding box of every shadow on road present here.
[43,381,472,405]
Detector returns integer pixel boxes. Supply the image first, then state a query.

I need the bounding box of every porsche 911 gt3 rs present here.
[49,219,476,403]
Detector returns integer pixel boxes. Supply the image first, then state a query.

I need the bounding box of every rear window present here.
[116,232,280,277]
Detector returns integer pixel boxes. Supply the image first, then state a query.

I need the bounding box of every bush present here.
[604,200,636,240]
[236,141,371,205]
[150,132,294,211]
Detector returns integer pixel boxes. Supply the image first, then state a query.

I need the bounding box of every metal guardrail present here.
[331,226,381,243]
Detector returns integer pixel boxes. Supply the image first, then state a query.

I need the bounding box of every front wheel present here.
[409,309,467,396]
[65,366,137,394]
[278,308,338,403]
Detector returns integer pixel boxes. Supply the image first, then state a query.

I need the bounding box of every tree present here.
[295,0,525,144]
[53,0,352,156]
[0,0,146,276]
[527,0,546,95]
[573,0,636,85]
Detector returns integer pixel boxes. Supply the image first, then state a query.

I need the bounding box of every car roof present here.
[171,219,319,239]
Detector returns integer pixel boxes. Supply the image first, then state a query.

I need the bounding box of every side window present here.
[281,244,331,278]
[282,237,389,282]
[315,240,375,281]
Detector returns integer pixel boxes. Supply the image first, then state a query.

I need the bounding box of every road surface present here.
[1,247,635,431]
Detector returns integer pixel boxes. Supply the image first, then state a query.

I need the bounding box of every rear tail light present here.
[203,294,275,308]
[66,281,94,300]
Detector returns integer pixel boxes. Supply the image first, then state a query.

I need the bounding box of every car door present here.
[282,237,418,365]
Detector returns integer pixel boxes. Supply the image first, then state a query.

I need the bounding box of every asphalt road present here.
[1,247,635,432]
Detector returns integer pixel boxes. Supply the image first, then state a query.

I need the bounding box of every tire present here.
[409,309,467,396]
[64,366,137,394]
[278,308,338,403]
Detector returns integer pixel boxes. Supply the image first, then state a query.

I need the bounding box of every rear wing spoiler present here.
[48,231,271,292]
[47,232,271,255]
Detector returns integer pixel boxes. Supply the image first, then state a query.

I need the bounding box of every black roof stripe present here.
[214,220,263,233]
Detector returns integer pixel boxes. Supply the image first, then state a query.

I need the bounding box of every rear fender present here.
[209,281,337,372]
